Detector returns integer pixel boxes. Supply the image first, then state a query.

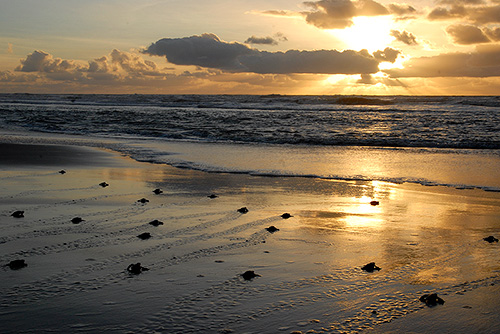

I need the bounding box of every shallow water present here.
[1,145,499,333]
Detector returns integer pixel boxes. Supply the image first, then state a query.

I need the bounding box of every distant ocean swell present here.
[0,93,499,150]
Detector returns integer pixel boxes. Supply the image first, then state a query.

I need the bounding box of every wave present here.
[0,93,499,150]
[160,159,500,192]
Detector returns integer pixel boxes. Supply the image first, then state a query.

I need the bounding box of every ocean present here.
[1,93,500,333]
[1,93,499,190]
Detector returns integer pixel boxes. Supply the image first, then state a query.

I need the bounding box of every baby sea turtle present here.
[361,262,381,272]
[153,189,163,195]
[127,263,149,275]
[241,270,260,280]
[59,170,66,174]
[71,217,84,224]
[281,213,293,219]
[137,198,149,204]
[149,219,164,227]
[266,226,279,233]
[420,293,445,306]
[207,194,218,199]
[99,182,109,188]
[6,259,27,270]
[370,201,380,206]
[11,211,24,218]
[237,207,249,214]
[484,236,499,243]
[137,232,152,240]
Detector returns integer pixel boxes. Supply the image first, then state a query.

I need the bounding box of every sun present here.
[330,16,396,52]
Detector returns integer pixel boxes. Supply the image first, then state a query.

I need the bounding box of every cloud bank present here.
[385,44,500,78]
[143,33,396,75]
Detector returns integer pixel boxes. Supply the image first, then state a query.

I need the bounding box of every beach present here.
[1,141,500,333]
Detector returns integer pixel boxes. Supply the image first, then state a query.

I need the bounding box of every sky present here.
[1,0,500,95]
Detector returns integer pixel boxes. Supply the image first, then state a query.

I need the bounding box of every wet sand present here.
[1,143,500,333]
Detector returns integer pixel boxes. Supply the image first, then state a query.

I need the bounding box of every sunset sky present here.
[1,0,500,95]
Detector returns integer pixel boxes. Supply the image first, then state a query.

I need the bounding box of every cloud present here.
[446,24,490,44]
[86,49,189,83]
[143,33,385,74]
[259,10,301,18]
[2,53,343,94]
[391,30,419,45]
[245,32,288,46]
[12,49,177,83]
[144,33,254,71]
[6,48,382,94]
[302,0,390,29]
[438,0,485,4]
[428,4,500,24]
[275,32,289,42]
[484,27,500,41]
[427,6,466,21]
[302,0,358,29]
[386,3,417,17]
[357,73,376,84]
[245,36,279,45]
[15,50,83,73]
[372,47,401,62]
[384,44,500,78]
[263,1,416,30]
[239,49,380,74]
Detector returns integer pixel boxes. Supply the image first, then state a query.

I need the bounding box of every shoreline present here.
[1,131,499,192]
[1,141,500,333]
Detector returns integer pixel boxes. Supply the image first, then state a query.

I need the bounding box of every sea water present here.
[0,93,499,190]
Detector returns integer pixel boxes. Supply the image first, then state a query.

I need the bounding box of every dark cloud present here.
[357,73,407,86]
[391,30,419,45]
[144,33,254,71]
[238,49,380,74]
[300,0,413,30]
[245,33,288,46]
[245,36,279,45]
[384,44,500,77]
[446,24,490,44]
[356,0,389,16]
[302,0,358,29]
[428,4,500,24]
[143,33,384,75]
[387,3,417,16]
[428,6,467,21]
[372,47,401,63]
[468,5,500,24]
[357,73,376,84]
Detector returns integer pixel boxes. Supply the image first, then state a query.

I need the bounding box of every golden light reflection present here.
[340,181,396,228]
[341,195,382,227]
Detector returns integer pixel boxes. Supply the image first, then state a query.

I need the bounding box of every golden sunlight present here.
[331,16,395,52]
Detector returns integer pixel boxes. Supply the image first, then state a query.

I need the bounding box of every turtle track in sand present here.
[0,212,280,306]
[136,236,496,333]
